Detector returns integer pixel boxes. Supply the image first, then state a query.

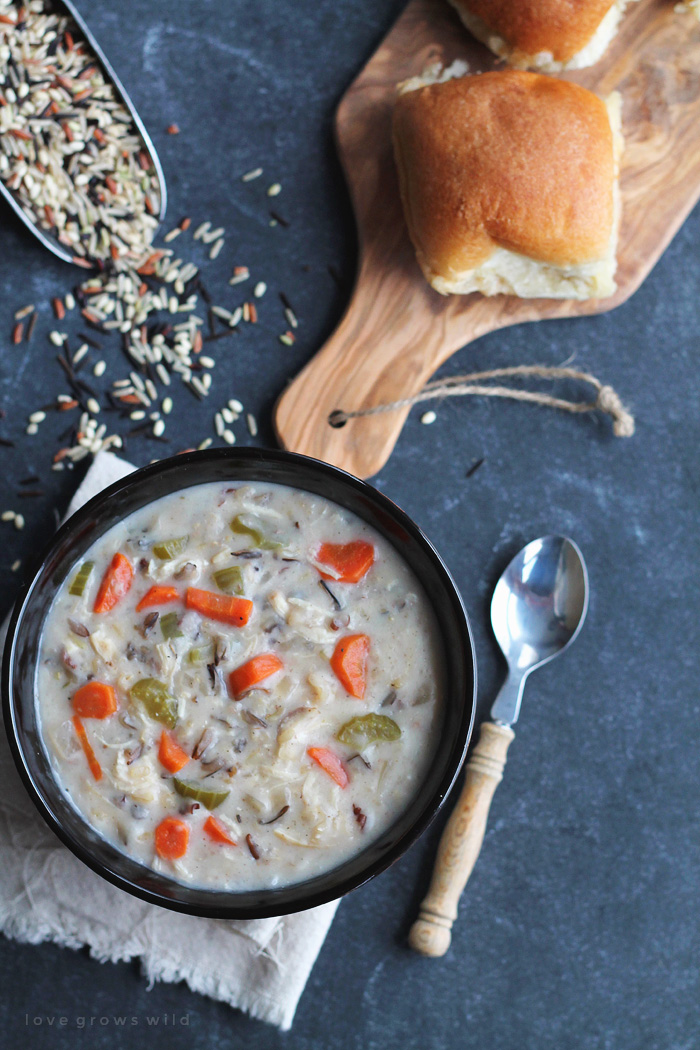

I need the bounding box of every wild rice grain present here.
[229,267,249,286]
[202,227,225,244]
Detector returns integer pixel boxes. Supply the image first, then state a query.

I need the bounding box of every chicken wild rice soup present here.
[36,481,443,890]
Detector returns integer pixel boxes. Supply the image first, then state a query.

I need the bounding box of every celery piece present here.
[212,565,245,595]
[230,515,282,551]
[160,612,183,639]
[68,560,94,597]
[172,778,229,810]
[336,713,401,748]
[152,536,189,560]
[187,645,215,665]
[129,678,178,728]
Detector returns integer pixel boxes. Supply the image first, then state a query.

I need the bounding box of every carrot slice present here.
[307,746,348,788]
[154,817,189,860]
[185,588,253,626]
[317,540,375,583]
[330,634,370,698]
[158,730,190,774]
[203,815,237,846]
[228,653,283,698]
[136,585,180,612]
[93,552,133,613]
[72,681,117,719]
[72,716,102,781]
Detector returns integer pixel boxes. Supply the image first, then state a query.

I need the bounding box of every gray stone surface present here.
[0,1,698,1047]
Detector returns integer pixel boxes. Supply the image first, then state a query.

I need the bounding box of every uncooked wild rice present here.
[0,0,161,266]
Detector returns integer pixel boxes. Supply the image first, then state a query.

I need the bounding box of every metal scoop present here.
[0,0,166,266]
[409,535,589,957]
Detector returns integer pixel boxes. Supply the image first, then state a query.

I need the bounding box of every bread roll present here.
[448,0,636,71]
[392,69,622,300]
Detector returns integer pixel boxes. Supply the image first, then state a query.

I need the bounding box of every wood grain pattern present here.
[408,721,514,957]
[274,0,700,478]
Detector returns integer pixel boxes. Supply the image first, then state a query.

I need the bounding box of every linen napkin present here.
[0,450,339,1030]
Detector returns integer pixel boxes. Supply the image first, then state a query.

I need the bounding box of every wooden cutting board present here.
[275,0,700,479]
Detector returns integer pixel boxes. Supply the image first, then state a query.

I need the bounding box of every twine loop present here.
[328,365,635,438]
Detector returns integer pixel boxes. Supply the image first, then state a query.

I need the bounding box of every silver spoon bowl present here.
[491,535,589,726]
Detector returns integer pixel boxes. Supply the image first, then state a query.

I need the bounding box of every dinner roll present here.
[392,69,622,300]
[448,0,636,71]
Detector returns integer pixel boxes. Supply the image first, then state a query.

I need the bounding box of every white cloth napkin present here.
[0,451,339,1030]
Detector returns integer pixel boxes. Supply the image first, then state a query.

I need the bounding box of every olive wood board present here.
[274,0,700,479]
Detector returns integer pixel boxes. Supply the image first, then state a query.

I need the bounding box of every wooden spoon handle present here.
[409,721,515,957]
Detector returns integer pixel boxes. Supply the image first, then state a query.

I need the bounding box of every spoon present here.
[0,0,166,266]
[409,535,589,957]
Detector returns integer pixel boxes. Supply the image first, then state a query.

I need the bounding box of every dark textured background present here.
[1,2,698,1047]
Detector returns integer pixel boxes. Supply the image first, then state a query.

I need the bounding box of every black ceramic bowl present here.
[3,448,475,919]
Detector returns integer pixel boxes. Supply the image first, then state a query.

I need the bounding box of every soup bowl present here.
[2,448,475,919]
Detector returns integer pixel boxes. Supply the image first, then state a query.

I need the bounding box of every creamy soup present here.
[36,481,443,891]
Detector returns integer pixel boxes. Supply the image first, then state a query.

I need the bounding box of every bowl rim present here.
[2,447,476,919]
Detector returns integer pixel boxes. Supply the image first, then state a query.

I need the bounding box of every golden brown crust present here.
[392,70,615,278]
[450,0,617,62]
